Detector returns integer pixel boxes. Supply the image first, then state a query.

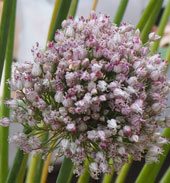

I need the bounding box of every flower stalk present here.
[140,0,163,43]
[160,166,170,183]
[151,0,170,54]
[136,0,156,31]
[0,0,14,81]
[16,154,29,183]
[41,153,52,183]
[47,0,61,42]
[91,0,98,11]
[26,153,45,183]
[88,0,98,19]
[6,149,27,183]
[115,156,132,183]
[6,127,31,183]
[102,159,114,183]
[56,157,74,183]
[26,131,48,183]
[113,0,129,26]
[165,46,170,72]
[50,0,72,41]
[77,160,90,183]
[0,0,17,182]
[67,0,79,18]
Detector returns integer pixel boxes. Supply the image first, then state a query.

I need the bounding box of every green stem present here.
[113,0,129,26]
[136,128,170,183]
[6,127,31,183]
[6,149,26,183]
[25,132,48,183]
[140,0,163,43]
[102,159,114,183]
[136,0,156,31]
[50,0,72,41]
[0,0,17,182]
[0,124,9,183]
[166,46,170,62]
[158,128,170,183]
[115,156,132,183]
[40,152,52,183]
[25,154,38,183]
[77,159,90,183]
[165,46,170,72]
[91,0,98,11]
[160,167,170,183]
[67,0,79,18]
[16,154,29,183]
[0,0,14,81]
[151,0,170,53]
[47,0,61,42]
[56,157,74,183]
[26,153,44,183]
[35,157,45,182]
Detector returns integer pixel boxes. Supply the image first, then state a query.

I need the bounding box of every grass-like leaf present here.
[40,153,52,183]
[50,0,72,41]
[151,0,170,53]
[115,156,132,183]
[0,0,14,82]
[67,0,79,18]
[6,128,31,183]
[140,0,163,43]
[113,0,129,26]
[47,0,61,42]
[56,157,74,183]
[77,160,90,183]
[0,0,17,182]
[136,0,156,31]
[102,159,114,183]
[16,154,29,183]
[160,167,170,183]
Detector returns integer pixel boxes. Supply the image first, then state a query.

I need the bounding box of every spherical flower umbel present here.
[3,12,170,179]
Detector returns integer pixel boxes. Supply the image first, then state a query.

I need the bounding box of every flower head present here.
[3,12,170,179]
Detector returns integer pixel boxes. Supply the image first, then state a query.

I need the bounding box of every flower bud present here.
[107,119,117,129]
[152,103,161,113]
[123,126,131,136]
[130,135,139,142]
[0,118,10,127]
[32,63,42,76]
[66,123,76,132]
[149,32,160,41]
[65,26,74,37]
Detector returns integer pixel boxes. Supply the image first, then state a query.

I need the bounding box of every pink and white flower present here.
[2,12,170,179]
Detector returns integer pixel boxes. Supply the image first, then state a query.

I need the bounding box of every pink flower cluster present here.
[2,12,170,179]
